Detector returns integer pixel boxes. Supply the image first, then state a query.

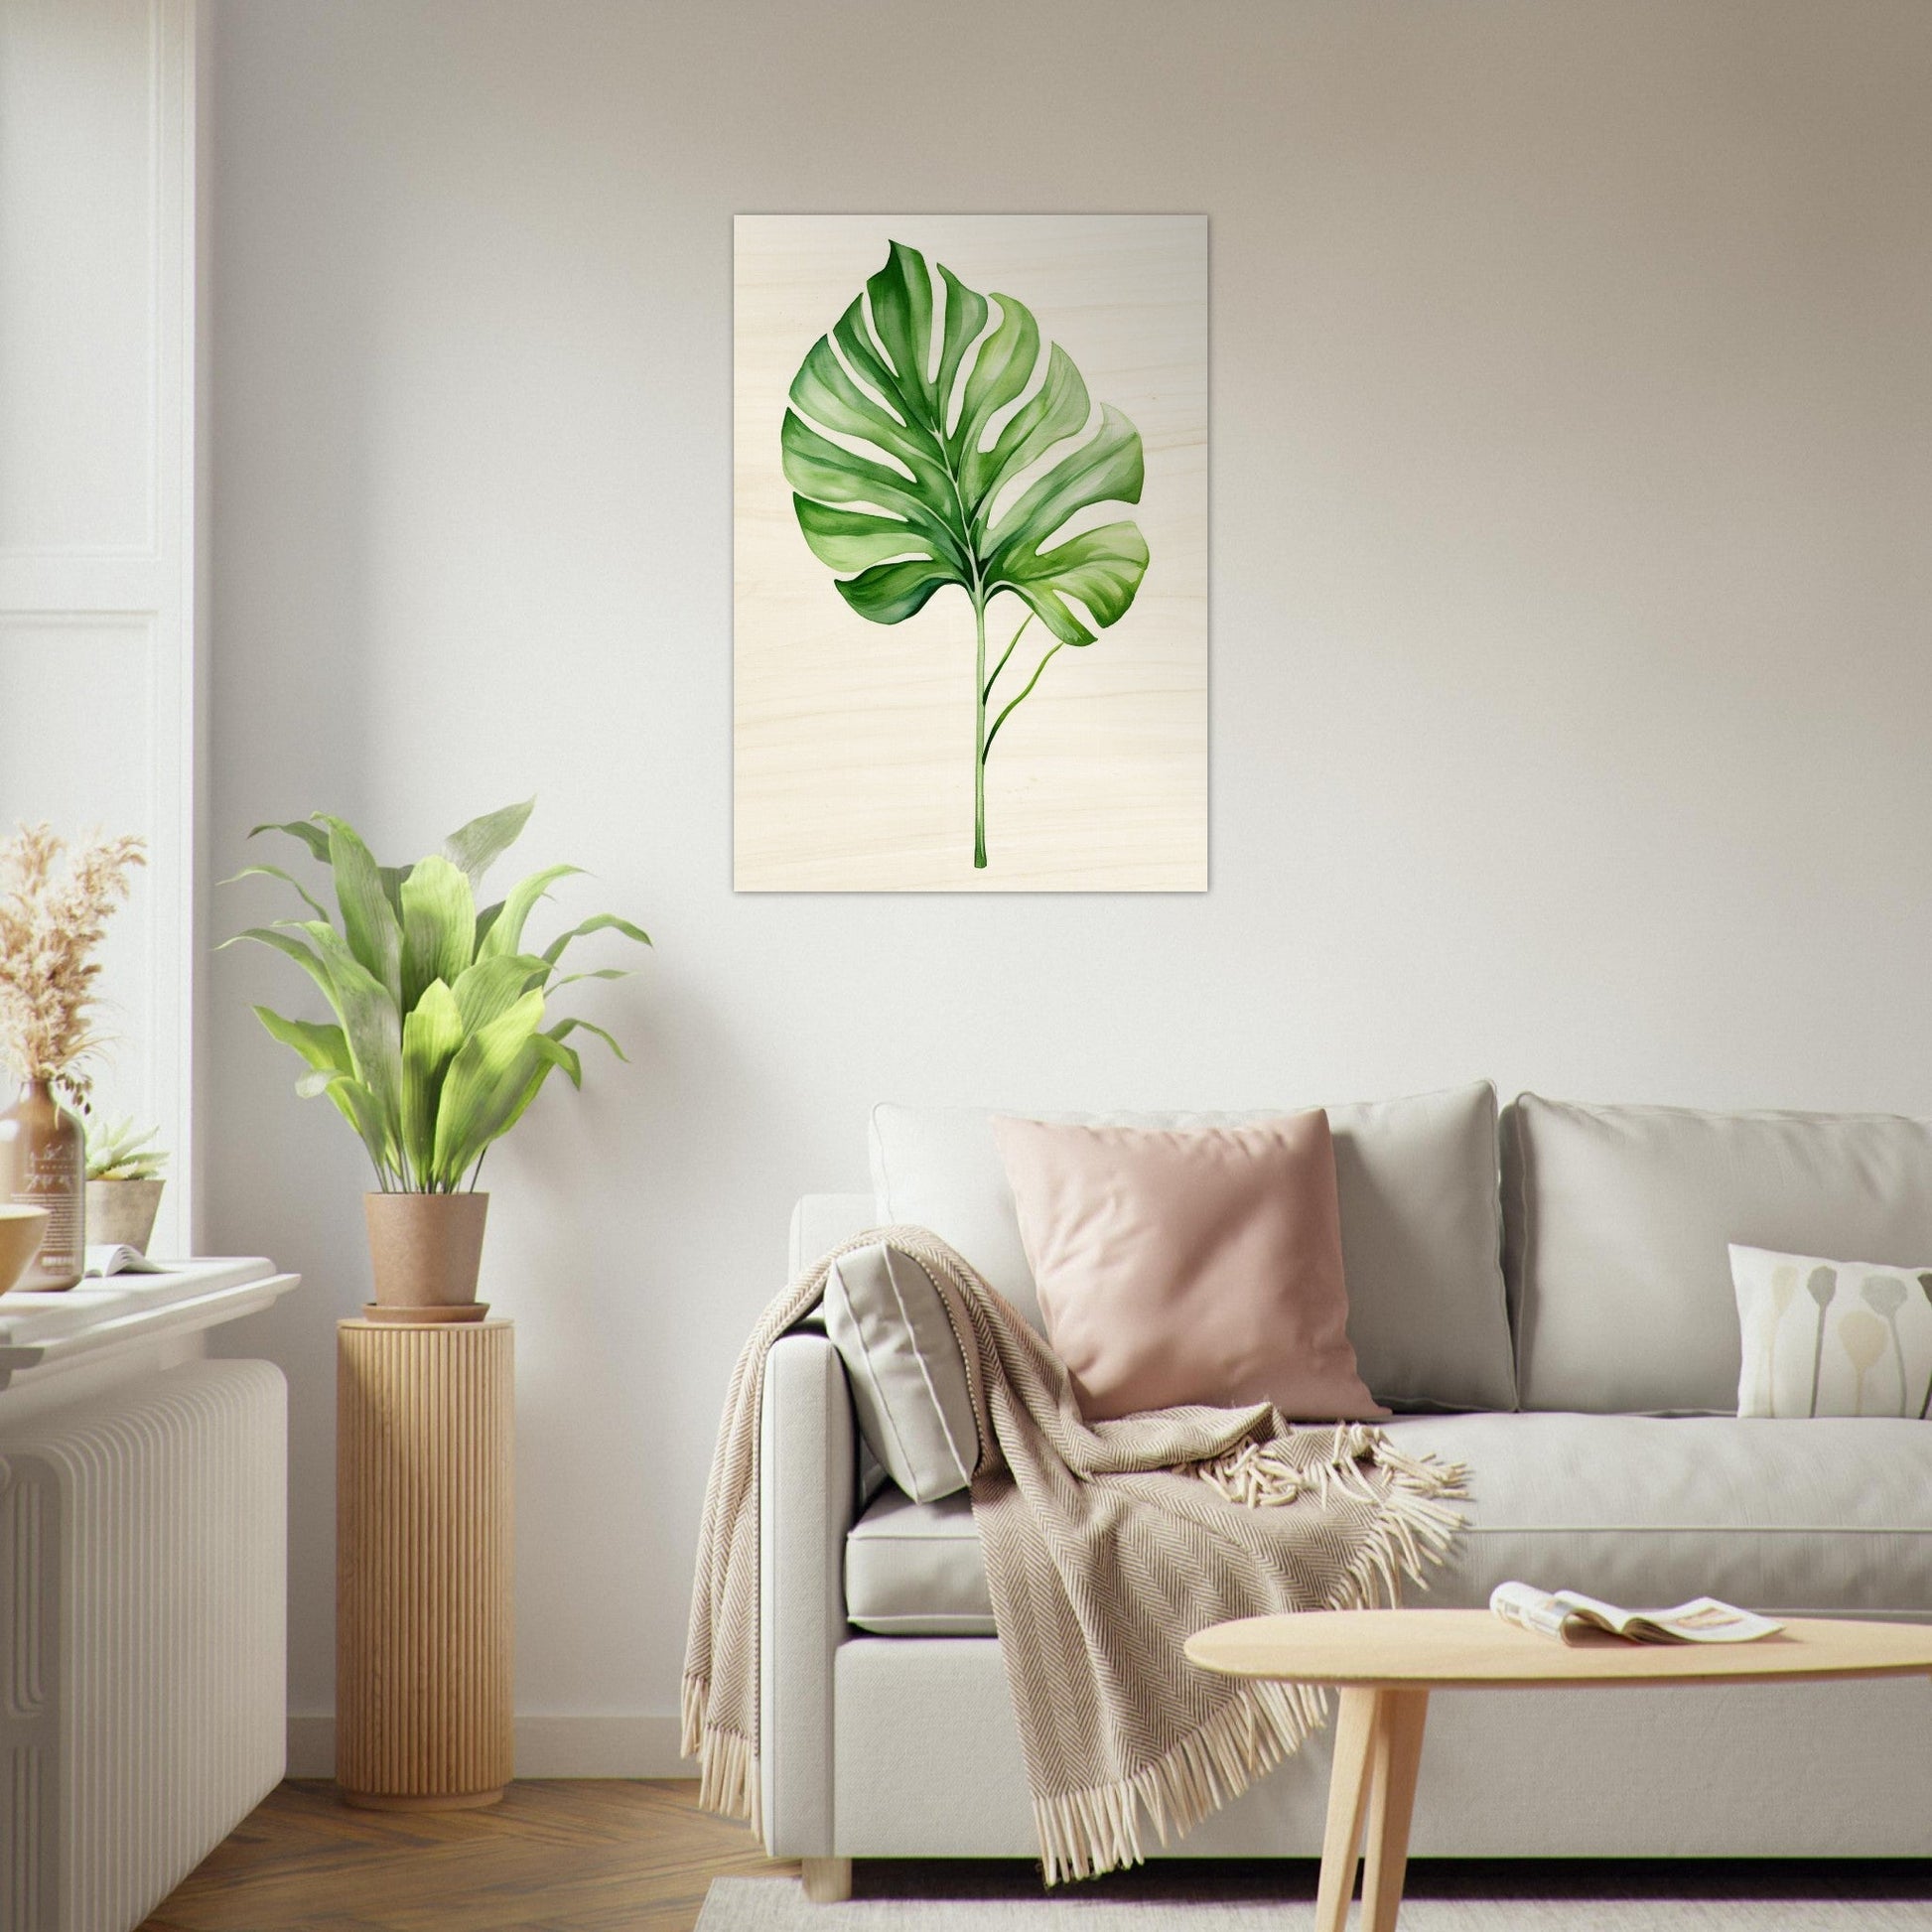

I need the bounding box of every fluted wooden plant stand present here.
[337,1314,514,1810]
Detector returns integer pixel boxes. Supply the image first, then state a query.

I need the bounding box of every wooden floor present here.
[138,1780,1932,1928]
[138,1780,794,1932]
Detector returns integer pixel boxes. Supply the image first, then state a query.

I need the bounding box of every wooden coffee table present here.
[1185,1608,1932,1932]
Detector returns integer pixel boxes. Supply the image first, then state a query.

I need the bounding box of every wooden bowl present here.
[0,1204,50,1295]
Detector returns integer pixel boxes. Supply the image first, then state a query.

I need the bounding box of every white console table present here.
[0,1258,301,1932]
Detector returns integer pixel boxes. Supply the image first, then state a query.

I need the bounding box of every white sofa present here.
[757,1087,1932,1869]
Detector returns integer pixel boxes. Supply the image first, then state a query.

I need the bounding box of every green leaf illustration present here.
[783,240,1149,869]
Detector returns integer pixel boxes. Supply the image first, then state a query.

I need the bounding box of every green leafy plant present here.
[224,800,648,1192]
[85,1116,168,1182]
[783,240,1149,869]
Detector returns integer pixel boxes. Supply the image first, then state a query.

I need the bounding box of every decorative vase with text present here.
[0,1078,85,1290]
[0,823,146,1291]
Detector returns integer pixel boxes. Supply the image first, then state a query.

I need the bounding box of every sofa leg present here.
[802,1857,853,1902]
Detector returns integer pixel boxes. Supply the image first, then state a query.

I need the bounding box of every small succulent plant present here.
[85,1116,168,1182]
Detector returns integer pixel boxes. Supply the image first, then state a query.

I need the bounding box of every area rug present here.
[697,1863,1932,1929]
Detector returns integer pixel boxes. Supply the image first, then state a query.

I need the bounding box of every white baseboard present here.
[514,1715,688,1777]
[286,1713,687,1780]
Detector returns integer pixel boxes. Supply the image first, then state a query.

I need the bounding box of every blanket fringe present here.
[684,1673,763,1836]
[1034,1677,1325,1885]
[1196,1431,1468,1609]
[1347,1443,1469,1605]
[695,1722,761,1835]
[680,1671,707,1761]
[1034,1434,1470,1884]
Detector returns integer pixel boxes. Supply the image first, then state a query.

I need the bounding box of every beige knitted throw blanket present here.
[682,1228,1467,1885]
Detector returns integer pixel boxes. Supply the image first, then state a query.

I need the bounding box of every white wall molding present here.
[0,0,202,1252]
[287,1714,687,1781]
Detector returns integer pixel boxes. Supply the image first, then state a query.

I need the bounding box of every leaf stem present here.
[983,636,1067,761]
[973,592,989,869]
[982,612,1034,704]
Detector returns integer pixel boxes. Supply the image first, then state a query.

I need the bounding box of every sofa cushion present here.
[845,1487,991,1635]
[842,1413,1932,1636]
[870,1082,1513,1412]
[994,1111,1385,1422]
[824,1240,980,1502]
[1400,1413,1932,1614]
[1730,1243,1932,1420]
[1505,1094,1932,1414]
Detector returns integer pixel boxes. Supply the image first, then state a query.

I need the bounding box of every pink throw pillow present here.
[992,1112,1387,1423]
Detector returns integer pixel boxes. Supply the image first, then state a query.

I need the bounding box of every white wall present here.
[207,0,1932,1768]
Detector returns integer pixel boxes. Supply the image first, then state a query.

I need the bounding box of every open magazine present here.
[1490,1581,1782,1646]
[83,1244,170,1278]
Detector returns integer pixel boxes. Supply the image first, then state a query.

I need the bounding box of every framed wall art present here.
[734,213,1207,892]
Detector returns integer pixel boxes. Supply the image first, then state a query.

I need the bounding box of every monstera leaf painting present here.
[782,242,1150,869]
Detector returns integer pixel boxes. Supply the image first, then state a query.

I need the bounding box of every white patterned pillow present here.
[1730,1243,1932,1418]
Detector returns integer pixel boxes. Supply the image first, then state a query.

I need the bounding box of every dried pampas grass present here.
[0,824,146,1105]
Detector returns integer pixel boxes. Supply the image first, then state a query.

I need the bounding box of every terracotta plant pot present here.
[0,1205,51,1296]
[85,1177,166,1255]
[364,1192,488,1308]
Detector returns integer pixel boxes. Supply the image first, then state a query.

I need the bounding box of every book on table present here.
[1489,1581,1783,1645]
[83,1244,170,1277]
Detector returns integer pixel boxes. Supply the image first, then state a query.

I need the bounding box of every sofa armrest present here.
[758,1329,857,1857]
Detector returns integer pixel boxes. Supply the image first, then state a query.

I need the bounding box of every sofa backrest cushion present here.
[870,1081,1513,1413]
[789,1194,876,1276]
[1504,1093,1932,1414]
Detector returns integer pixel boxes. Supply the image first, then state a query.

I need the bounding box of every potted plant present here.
[0,824,147,1290]
[226,800,647,1311]
[84,1118,169,1254]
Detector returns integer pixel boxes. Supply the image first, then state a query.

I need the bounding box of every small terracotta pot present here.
[364,1192,489,1308]
[85,1178,166,1254]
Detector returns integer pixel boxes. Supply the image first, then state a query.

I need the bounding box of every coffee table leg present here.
[1313,1687,1379,1932]
[1359,1688,1429,1932]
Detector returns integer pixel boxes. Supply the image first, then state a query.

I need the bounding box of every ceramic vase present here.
[0,1078,85,1290]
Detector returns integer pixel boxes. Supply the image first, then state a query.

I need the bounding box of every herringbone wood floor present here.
[138,1780,794,1932]
[135,1780,1932,1927]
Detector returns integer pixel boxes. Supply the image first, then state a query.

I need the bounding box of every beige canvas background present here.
[734,213,1207,892]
